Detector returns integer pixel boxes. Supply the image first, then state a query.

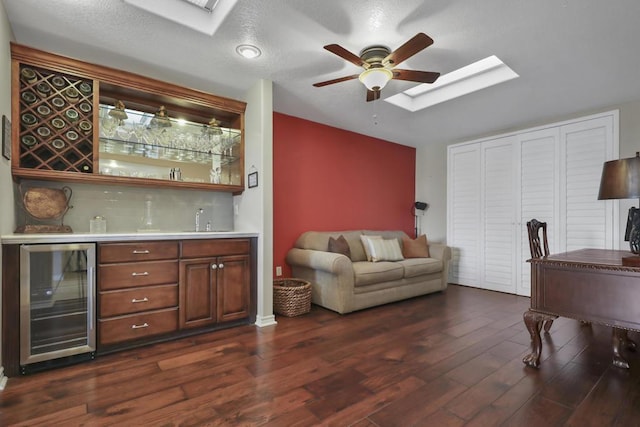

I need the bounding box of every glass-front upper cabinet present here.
[97,100,242,186]
[10,43,246,193]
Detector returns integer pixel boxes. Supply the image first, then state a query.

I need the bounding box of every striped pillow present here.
[368,238,404,262]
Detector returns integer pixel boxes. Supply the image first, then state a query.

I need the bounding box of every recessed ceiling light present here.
[236,44,262,59]
[385,55,519,112]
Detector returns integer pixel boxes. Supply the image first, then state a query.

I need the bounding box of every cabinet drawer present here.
[100,284,178,317]
[99,241,179,263]
[181,239,250,259]
[99,260,178,290]
[98,308,178,346]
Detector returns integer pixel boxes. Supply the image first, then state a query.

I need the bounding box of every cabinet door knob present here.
[218,263,224,269]
[131,297,149,303]
[211,264,217,269]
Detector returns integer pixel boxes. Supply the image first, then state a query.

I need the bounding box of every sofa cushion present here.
[398,258,443,278]
[360,235,382,261]
[353,261,404,287]
[295,230,366,262]
[328,235,351,258]
[368,238,404,262]
[402,234,430,258]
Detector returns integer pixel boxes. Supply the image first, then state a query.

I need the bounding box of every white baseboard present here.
[254,314,277,327]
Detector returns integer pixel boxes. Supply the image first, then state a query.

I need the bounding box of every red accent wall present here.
[273,112,416,277]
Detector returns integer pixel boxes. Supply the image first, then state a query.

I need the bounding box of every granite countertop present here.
[0,231,259,244]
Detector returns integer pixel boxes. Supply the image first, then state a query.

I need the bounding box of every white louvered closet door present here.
[561,117,617,252]
[481,136,517,293]
[517,128,560,296]
[447,111,618,295]
[447,144,481,286]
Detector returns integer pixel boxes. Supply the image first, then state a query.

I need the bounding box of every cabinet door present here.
[179,259,216,329]
[217,254,250,323]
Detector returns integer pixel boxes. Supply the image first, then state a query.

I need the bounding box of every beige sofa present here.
[286,230,451,314]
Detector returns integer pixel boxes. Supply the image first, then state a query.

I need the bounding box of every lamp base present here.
[622,255,640,267]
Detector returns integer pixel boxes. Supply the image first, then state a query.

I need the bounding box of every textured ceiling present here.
[3,0,640,147]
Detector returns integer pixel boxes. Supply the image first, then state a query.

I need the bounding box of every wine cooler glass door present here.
[20,243,96,366]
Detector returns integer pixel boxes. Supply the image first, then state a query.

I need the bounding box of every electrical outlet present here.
[275,266,282,277]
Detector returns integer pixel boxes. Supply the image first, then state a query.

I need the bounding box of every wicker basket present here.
[273,278,311,317]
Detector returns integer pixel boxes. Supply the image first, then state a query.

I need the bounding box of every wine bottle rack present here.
[18,64,94,173]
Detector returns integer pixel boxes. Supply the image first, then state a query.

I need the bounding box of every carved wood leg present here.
[543,319,554,333]
[612,328,633,369]
[523,310,557,368]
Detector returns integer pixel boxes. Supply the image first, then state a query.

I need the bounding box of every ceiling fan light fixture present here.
[359,68,393,91]
[236,44,261,59]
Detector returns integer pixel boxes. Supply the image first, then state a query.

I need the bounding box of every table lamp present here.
[598,152,640,261]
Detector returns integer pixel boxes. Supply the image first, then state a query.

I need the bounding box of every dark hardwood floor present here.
[1,284,639,426]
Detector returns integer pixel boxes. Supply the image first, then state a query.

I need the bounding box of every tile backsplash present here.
[14,180,233,233]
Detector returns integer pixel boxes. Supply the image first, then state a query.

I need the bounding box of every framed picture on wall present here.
[2,115,10,160]
[248,171,258,188]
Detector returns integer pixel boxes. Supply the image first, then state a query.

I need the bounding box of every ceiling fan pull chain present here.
[372,98,379,126]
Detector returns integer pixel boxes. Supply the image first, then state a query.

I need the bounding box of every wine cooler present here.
[20,243,96,372]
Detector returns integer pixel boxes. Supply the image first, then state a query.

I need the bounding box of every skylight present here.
[181,0,219,12]
[123,0,238,36]
[385,55,519,112]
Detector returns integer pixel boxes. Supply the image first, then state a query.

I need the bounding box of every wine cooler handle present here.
[88,266,95,333]
[131,323,149,329]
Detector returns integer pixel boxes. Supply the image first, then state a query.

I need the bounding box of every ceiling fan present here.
[313,33,440,102]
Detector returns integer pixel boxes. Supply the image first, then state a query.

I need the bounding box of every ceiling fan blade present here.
[392,69,440,84]
[313,74,360,87]
[324,44,367,68]
[383,33,434,67]
[366,89,381,102]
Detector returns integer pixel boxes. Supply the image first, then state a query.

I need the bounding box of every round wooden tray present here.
[20,185,72,220]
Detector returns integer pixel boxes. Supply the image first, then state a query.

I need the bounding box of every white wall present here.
[0,2,15,389]
[234,79,275,327]
[417,101,640,253]
[415,140,449,244]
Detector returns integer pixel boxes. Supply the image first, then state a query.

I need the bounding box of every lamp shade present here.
[359,68,393,91]
[598,152,640,200]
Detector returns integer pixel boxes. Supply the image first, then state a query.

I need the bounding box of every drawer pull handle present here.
[131,322,149,329]
[131,297,149,303]
[132,250,150,254]
[131,272,149,277]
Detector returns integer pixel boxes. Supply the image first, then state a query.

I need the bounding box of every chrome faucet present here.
[195,208,204,232]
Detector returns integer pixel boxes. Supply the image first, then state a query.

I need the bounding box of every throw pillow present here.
[360,235,382,261]
[369,238,404,262]
[328,235,351,258]
[402,234,430,258]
